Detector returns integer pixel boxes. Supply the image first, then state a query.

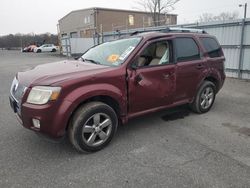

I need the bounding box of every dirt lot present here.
[0,50,250,188]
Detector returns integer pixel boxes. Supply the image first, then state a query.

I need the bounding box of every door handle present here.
[163,72,174,79]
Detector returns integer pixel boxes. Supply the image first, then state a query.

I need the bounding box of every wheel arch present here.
[191,74,219,104]
[204,76,219,92]
[65,95,123,131]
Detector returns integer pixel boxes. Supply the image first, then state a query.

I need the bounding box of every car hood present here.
[17,60,113,87]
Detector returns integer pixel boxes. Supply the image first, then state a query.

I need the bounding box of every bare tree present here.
[0,33,58,49]
[198,11,239,23]
[136,0,180,26]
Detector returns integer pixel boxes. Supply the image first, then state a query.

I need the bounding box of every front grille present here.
[10,77,27,103]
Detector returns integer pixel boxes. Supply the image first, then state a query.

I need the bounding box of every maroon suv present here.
[10,29,225,152]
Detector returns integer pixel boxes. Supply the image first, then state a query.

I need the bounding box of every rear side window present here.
[200,37,222,58]
[174,38,200,62]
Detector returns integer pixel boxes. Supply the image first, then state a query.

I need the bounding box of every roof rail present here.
[130,27,207,36]
[161,27,207,34]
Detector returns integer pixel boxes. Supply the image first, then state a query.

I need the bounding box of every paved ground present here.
[0,50,250,188]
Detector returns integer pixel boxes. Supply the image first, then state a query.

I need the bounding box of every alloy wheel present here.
[82,113,112,147]
[200,86,214,110]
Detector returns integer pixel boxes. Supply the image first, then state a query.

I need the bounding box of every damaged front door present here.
[127,39,176,114]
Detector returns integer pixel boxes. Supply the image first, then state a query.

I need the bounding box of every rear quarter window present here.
[200,37,222,58]
[174,37,200,62]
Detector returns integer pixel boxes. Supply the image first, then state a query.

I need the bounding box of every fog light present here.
[32,119,40,129]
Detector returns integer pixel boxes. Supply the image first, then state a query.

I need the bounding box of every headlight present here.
[27,86,61,105]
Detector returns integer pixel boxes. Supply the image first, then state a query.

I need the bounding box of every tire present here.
[37,49,41,53]
[51,48,56,52]
[190,81,216,114]
[69,102,118,153]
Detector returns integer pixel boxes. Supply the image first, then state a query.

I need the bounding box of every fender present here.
[63,83,127,118]
[188,67,209,102]
[208,67,224,89]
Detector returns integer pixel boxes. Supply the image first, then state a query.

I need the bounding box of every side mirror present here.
[131,63,137,70]
[130,58,139,70]
[74,56,79,60]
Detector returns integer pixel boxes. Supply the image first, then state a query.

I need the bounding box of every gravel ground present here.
[0,50,250,188]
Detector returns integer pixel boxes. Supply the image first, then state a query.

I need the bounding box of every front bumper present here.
[10,94,74,139]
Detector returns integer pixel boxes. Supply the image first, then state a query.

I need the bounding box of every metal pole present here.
[68,37,71,57]
[100,24,104,43]
[244,3,247,19]
[238,3,247,79]
[65,38,69,58]
[57,23,62,54]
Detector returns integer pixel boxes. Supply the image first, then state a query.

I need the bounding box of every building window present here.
[128,15,134,26]
[165,17,170,24]
[148,17,153,26]
[61,33,67,38]
[84,16,90,24]
[70,32,78,38]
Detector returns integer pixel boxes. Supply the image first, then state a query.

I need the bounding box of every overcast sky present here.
[0,0,249,35]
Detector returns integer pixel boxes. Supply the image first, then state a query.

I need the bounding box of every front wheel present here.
[69,102,118,153]
[190,81,216,114]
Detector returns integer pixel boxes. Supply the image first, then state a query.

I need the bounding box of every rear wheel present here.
[190,81,216,114]
[51,48,56,52]
[69,102,118,153]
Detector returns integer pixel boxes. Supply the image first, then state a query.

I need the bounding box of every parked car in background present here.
[9,28,225,153]
[22,45,37,52]
[34,44,59,53]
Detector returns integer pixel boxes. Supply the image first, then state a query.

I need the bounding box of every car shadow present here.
[116,104,191,136]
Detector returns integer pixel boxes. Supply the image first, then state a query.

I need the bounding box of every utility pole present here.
[244,3,247,19]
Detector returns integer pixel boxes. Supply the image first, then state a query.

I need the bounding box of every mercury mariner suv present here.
[9,28,225,152]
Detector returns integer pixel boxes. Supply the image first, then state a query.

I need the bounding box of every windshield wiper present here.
[81,58,100,65]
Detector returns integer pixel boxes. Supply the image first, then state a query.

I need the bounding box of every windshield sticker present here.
[119,46,135,61]
[107,54,120,63]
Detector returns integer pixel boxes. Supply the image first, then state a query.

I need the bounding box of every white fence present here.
[61,37,94,56]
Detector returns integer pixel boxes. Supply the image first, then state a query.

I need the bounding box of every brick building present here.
[58,7,177,38]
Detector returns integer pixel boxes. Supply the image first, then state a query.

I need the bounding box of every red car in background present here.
[22,45,37,52]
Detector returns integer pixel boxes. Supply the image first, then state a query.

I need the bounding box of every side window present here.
[174,38,200,62]
[137,40,172,67]
[200,37,222,58]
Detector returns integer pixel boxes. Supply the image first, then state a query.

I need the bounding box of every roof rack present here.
[161,27,207,34]
[130,27,207,36]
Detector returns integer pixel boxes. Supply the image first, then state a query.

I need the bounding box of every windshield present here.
[81,37,141,66]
